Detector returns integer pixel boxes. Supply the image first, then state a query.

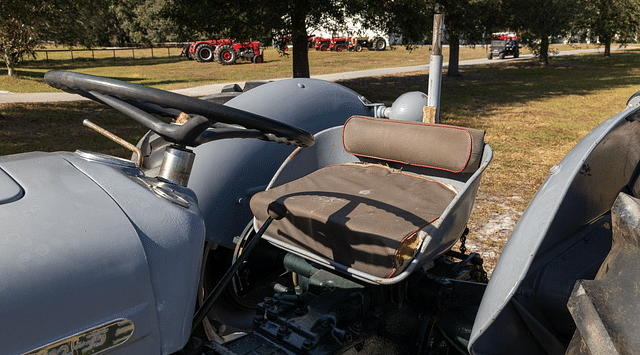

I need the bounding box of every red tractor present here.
[313,37,332,51]
[214,40,263,65]
[314,37,350,52]
[184,39,263,64]
[184,39,232,62]
[329,37,350,52]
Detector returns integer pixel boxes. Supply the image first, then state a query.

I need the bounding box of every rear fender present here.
[470,100,640,354]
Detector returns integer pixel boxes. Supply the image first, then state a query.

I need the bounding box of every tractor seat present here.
[251,116,485,280]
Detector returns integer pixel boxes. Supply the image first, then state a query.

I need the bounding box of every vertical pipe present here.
[426,10,444,124]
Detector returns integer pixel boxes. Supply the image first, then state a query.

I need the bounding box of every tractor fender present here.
[187,78,375,248]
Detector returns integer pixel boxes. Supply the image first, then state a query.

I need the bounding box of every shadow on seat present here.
[251,116,492,284]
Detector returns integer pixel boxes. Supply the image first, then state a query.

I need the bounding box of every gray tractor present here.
[2,70,639,355]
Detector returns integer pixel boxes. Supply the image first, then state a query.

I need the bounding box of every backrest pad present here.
[342,116,485,174]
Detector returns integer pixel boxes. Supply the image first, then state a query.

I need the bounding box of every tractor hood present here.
[0,168,23,204]
[0,151,204,355]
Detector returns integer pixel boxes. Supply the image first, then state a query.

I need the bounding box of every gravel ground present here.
[464,192,525,278]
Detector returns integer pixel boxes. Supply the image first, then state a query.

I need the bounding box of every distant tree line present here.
[1,0,639,77]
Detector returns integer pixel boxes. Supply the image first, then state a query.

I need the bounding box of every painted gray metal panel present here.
[67,153,205,354]
[0,151,205,355]
[0,153,161,355]
[470,104,640,354]
[0,167,23,204]
[188,78,374,248]
[268,126,359,189]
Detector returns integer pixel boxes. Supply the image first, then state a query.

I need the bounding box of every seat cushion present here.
[250,163,457,279]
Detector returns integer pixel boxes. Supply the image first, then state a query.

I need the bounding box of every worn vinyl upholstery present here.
[343,116,485,173]
[251,116,485,279]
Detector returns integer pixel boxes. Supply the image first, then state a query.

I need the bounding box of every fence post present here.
[113,49,116,60]
[151,47,154,58]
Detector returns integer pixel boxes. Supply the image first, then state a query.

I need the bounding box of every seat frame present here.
[253,119,493,285]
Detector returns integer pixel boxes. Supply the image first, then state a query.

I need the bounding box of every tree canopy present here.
[168,0,375,77]
[573,0,640,57]
[0,1,39,76]
[2,0,640,76]
[503,0,580,65]
[435,0,499,76]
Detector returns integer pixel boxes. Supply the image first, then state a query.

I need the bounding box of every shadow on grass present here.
[9,56,185,80]
[339,51,640,127]
[10,55,264,88]
[0,101,148,157]
[2,69,218,91]
[21,56,185,71]
[3,51,640,157]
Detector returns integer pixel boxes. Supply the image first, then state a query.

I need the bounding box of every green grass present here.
[3,46,439,92]
[334,50,640,270]
[2,47,640,271]
[0,102,148,157]
[0,43,612,93]
[343,51,640,203]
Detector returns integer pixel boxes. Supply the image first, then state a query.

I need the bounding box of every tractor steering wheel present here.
[44,71,315,148]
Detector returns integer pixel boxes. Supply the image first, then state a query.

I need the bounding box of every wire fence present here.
[33,43,189,63]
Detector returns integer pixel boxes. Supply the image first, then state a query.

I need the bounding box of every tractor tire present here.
[217,45,237,65]
[252,55,264,64]
[320,44,328,51]
[196,44,215,62]
[374,38,386,51]
[355,44,363,52]
[335,44,344,52]
[182,43,194,60]
[487,52,493,60]
[498,52,506,59]
[213,46,223,61]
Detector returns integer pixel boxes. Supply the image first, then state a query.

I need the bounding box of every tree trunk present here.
[604,39,611,57]
[3,54,15,76]
[447,34,461,77]
[291,7,310,78]
[539,35,549,66]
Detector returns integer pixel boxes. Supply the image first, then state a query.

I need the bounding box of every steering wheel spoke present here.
[88,90,210,145]
[44,71,315,148]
